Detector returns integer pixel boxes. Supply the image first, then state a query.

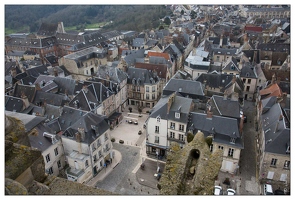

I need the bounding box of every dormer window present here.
[156,116,161,122]
[286,145,290,154]
[230,137,236,144]
[175,112,180,119]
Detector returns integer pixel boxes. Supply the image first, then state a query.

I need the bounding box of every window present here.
[247,79,251,84]
[210,144,213,152]
[230,137,236,144]
[283,160,290,169]
[271,158,277,167]
[57,160,61,168]
[85,160,89,168]
[105,134,108,141]
[179,134,184,141]
[146,86,149,92]
[92,143,96,152]
[152,93,155,100]
[54,147,59,156]
[175,112,180,119]
[97,139,101,147]
[243,78,246,83]
[137,86,140,91]
[146,94,149,100]
[170,122,175,129]
[152,86,155,92]
[155,136,159,143]
[216,56,220,61]
[155,126,159,133]
[93,155,97,162]
[228,148,234,157]
[99,150,102,157]
[218,146,224,150]
[48,167,53,175]
[246,86,250,91]
[179,124,184,131]
[45,154,50,163]
[170,132,175,138]
[156,116,161,122]
[259,79,261,83]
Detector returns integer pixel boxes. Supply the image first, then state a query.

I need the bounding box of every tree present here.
[163,17,171,25]
[181,10,184,15]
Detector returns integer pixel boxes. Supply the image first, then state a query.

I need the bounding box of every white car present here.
[214,186,223,195]
[227,188,236,195]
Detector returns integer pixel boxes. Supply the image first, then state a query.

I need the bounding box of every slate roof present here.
[5,61,20,76]
[56,31,107,51]
[172,70,193,80]
[196,73,244,92]
[188,112,243,149]
[145,39,158,47]
[212,48,237,56]
[240,63,257,79]
[5,95,25,112]
[28,124,58,152]
[6,36,58,48]
[25,65,49,78]
[149,93,192,124]
[163,44,182,60]
[62,112,109,145]
[163,78,204,96]
[258,43,290,54]
[123,49,145,67]
[71,81,113,104]
[13,83,36,102]
[57,106,88,131]
[242,50,260,64]
[126,67,159,86]
[96,64,127,84]
[222,57,239,72]
[132,38,145,47]
[101,30,122,40]
[260,98,290,154]
[63,47,106,67]
[32,90,70,107]
[6,50,25,57]
[209,95,241,119]
[53,77,76,96]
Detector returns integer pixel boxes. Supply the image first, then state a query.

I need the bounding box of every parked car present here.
[226,188,236,195]
[128,120,133,124]
[274,189,285,195]
[133,121,138,125]
[214,186,223,195]
[263,184,274,195]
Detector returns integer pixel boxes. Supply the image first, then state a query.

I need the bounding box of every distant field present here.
[65,22,108,32]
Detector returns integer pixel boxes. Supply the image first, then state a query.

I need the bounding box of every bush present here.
[187,132,194,143]
[119,140,124,144]
[111,138,115,142]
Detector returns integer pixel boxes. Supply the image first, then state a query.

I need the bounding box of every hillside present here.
[5,5,172,34]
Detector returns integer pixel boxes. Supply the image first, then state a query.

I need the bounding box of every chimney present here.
[10,68,17,78]
[223,92,228,100]
[57,22,65,33]
[206,106,213,119]
[21,92,30,109]
[219,34,223,47]
[231,92,239,101]
[77,127,85,141]
[167,92,176,114]
[82,85,88,93]
[239,115,244,134]
[53,67,58,77]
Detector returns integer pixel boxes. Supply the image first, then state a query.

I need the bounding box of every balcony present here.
[170,126,175,130]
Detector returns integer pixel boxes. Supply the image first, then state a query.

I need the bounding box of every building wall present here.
[167,119,187,148]
[42,140,65,176]
[146,117,168,148]
[260,152,290,183]
[212,142,241,174]
[242,77,257,101]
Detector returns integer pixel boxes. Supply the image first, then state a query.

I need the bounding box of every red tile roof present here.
[147,51,170,61]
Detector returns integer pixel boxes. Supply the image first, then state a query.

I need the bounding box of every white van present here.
[263,184,273,195]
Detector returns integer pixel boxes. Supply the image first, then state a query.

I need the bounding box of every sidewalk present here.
[86,149,122,187]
